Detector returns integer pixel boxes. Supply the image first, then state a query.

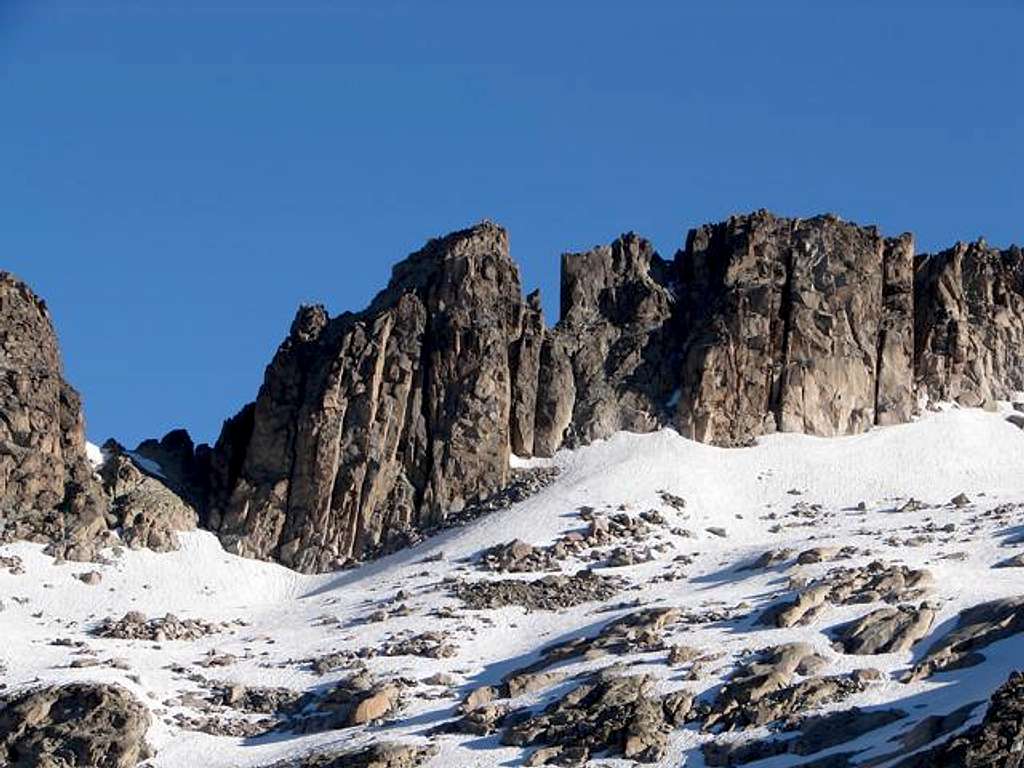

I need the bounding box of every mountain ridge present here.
[189,210,1024,572]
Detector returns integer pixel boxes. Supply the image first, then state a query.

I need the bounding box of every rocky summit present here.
[0,273,108,559]
[176,211,1020,572]
[2,212,1024,575]
[3,210,1024,768]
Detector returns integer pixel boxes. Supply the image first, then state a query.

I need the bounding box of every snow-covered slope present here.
[3,406,1024,767]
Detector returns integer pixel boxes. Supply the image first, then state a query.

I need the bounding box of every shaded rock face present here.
[0,272,106,551]
[204,222,527,572]
[0,683,152,768]
[99,448,198,552]
[675,212,916,444]
[532,233,678,454]
[914,241,1024,407]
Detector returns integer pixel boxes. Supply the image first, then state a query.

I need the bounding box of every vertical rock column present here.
[914,241,1024,407]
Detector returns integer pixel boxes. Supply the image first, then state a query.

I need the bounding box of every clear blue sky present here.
[2,1,1021,446]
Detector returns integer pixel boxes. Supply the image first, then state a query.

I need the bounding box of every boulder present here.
[0,683,151,768]
[835,604,936,655]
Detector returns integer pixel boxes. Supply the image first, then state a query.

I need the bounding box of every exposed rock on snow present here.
[452,570,622,611]
[2,407,1024,767]
[94,610,226,641]
[896,670,1024,767]
[501,670,689,765]
[265,742,438,768]
[703,706,906,766]
[835,603,937,655]
[291,673,402,732]
[524,607,682,672]
[0,683,151,768]
[906,596,1024,681]
[762,561,933,628]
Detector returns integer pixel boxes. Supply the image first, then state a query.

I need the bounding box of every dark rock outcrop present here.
[0,683,152,768]
[0,272,107,558]
[906,596,1024,681]
[533,233,678,454]
[501,670,689,765]
[264,742,437,768]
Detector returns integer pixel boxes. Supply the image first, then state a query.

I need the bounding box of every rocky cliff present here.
[674,212,916,445]
[0,272,107,557]
[915,239,1024,407]
[6,211,1018,574]
[201,222,526,572]
[186,211,1023,572]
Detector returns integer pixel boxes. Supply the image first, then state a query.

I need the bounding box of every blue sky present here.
[1,1,1021,446]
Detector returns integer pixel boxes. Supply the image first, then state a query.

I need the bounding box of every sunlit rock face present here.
[674,211,916,445]
[0,271,106,551]
[914,239,1024,408]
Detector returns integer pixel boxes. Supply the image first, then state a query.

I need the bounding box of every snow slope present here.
[3,405,1024,767]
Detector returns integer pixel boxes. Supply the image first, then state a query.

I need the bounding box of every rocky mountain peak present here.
[558,231,674,327]
[200,219,525,572]
[0,271,61,372]
[177,210,1024,572]
[4,210,1022,575]
[0,271,107,557]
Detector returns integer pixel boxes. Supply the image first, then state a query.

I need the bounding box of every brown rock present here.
[205,222,527,572]
[0,683,151,768]
[99,448,197,552]
[914,240,1024,407]
[0,272,108,556]
[533,233,677,455]
[676,212,915,444]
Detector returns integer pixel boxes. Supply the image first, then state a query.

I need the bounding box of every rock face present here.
[0,683,152,768]
[135,210,1023,573]
[914,240,1024,407]
[532,233,678,454]
[4,212,1022,574]
[675,212,916,444]
[203,222,527,572]
[0,272,106,554]
[99,446,198,552]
